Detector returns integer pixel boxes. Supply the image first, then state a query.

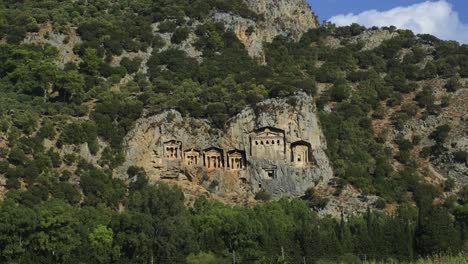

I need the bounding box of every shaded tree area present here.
[0,178,465,263]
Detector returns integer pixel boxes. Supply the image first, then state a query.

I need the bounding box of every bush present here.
[444,177,456,192]
[330,80,351,102]
[13,111,38,134]
[186,252,228,264]
[171,27,190,44]
[0,161,9,174]
[158,21,177,33]
[52,182,81,205]
[430,125,451,144]
[120,57,142,74]
[38,120,56,140]
[375,198,386,209]
[415,87,435,109]
[255,190,271,201]
[445,77,462,92]
[337,253,361,264]
[8,147,26,165]
[303,188,329,209]
[208,180,219,192]
[59,121,97,146]
[453,151,468,163]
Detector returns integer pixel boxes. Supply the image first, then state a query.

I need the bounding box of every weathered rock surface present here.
[421,87,468,184]
[393,81,468,185]
[318,185,379,218]
[22,24,82,67]
[214,0,318,59]
[118,93,333,203]
[350,29,399,50]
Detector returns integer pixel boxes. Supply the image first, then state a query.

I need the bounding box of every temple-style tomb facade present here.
[163,140,182,160]
[291,141,312,167]
[251,127,285,160]
[184,149,201,166]
[227,150,246,170]
[203,147,224,169]
[160,127,314,174]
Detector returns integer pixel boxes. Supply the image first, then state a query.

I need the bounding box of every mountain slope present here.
[0,0,467,263]
[0,0,467,214]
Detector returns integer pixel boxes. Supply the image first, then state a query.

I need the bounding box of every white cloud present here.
[329,1,468,43]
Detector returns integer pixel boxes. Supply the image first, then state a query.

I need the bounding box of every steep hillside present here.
[0,0,468,262]
[0,0,466,212]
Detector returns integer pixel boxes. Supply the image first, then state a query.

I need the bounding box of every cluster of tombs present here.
[159,127,315,173]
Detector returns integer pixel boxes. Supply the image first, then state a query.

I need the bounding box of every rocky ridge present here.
[215,0,318,59]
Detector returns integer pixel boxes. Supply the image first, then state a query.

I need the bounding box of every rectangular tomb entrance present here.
[262,167,277,179]
[184,149,201,166]
[291,141,312,167]
[163,140,182,160]
[203,147,224,169]
[227,150,246,170]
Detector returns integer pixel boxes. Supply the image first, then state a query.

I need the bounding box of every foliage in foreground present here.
[0,176,466,263]
[363,254,468,264]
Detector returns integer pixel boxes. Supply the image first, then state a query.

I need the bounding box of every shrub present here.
[430,125,451,144]
[453,151,468,163]
[255,190,271,201]
[158,21,177,33]
[330,80,351,102]
[445,77,462,92]
[120,57,142,74]
[60,121,97,146]
[13,111,38,134]
[171,27,190,44]
[444,177,456,192]
[186,252,228,264]
[0,161,9,174]
[8,146,26,165]
[415,87,435,109]
[375,198,386,209]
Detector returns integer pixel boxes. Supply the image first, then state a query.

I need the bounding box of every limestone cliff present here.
[118,93,333,204]
[214,0,319,59]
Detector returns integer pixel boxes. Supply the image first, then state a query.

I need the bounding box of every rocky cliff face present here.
[214,0,319,59]
[118,93,333,204]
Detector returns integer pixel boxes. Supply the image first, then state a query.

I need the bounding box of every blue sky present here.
[308,0,468,43]
[309,0,467,23]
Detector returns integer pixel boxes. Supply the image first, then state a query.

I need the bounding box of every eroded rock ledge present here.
[118,93,333,204]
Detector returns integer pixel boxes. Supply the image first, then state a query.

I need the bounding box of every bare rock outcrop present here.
[392,81,468,185]
[351,29,399,50]
[214,0,319,59]
[22,24,82,67]
[118,93,333,203]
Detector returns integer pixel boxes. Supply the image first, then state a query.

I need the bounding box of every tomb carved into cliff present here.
[119,93,333,203]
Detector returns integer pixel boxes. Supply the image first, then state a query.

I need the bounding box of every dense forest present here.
[0,0,467,263]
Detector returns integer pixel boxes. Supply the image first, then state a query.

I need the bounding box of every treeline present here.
[0,173,466,264]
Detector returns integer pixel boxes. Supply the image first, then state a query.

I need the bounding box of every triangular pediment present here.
[255,130,282,138]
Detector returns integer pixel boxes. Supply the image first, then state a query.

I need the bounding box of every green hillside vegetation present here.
[364,254,468,264]
[0,0,467,262]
